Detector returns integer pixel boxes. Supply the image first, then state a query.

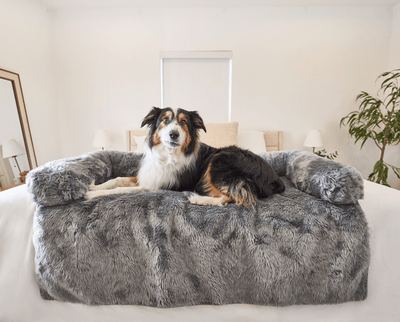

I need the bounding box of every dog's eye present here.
[179,120,186,126]
[162,118,169,124]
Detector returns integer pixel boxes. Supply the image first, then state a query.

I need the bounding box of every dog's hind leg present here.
[89,177,138,191]
[192,157,257,208]
[188,193,232,206]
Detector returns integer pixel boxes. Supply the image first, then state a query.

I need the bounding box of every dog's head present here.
[141,107,206,155]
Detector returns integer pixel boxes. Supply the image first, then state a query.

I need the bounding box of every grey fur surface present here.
[286,151,364,205]
[27,150,369,307]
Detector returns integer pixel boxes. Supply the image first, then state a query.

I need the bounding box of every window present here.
[160,51,233,123]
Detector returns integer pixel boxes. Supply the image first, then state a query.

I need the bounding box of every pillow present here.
[133,136,146,153]
[238,130,266,154]
[200,122,238,148]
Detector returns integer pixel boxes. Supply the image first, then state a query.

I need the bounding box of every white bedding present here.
[0,181,399,322]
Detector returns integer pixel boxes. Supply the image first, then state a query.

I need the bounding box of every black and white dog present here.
[85,107,285,207]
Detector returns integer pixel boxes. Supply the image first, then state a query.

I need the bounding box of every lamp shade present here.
[93,130,111,148]
[2,139,24,159]
[304,130,323,148]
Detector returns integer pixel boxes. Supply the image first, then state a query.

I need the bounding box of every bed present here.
[0,124,399,322]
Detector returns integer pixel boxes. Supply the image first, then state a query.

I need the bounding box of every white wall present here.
[53,8,163,158]
[52,5,398,186]
[0,0,60,166]
[388,3,400,69]
[385,3,400,189]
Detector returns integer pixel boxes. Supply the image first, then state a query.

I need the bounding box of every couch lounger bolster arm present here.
[285,151,364,205]
[26,151,118,206]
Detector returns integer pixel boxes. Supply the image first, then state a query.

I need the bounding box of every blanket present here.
[27,150,369,307]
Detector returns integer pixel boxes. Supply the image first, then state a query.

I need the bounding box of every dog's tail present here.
[227,180,257,208]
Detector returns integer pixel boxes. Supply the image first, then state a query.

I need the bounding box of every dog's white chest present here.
[137,146,195,191]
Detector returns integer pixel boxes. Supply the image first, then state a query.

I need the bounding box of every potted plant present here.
[340,69,400,187]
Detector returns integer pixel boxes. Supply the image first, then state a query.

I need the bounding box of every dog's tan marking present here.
[198,164,233,205]
[202,164,221,196]
[177,113,187,124]
[177,112,201,155]
[152,130,161,146]
[163,110,173,118]
[157,110,173,134]
[160,110,173,126]
[177,114,191,153]
[181,135,191,154]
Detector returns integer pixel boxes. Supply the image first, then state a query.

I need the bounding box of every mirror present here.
[0,68,37,191]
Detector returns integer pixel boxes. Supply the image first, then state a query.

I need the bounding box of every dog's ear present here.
[190,111,206,133]
[141,107,162,128]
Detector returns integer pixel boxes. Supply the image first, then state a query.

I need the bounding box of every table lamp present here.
[2,139,24,173]
[304,130,323,153]
[93,130,111,150]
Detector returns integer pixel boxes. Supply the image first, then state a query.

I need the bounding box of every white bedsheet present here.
[0,181,399,322]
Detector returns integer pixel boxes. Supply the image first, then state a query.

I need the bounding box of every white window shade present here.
[160,51,232,124]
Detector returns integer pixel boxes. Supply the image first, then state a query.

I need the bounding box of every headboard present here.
[126,130,283,152]
[264,131,283,152]
[126,130,148,152]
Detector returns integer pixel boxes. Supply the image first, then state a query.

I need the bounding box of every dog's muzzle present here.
[167,130,180,147]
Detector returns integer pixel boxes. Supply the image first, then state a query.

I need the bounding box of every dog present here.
[85,107,285,207]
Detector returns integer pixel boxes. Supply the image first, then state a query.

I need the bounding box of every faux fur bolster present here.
[27,149,363,207]
[285,151,364,205]
[261,151,292,176]
[26,151,141,207]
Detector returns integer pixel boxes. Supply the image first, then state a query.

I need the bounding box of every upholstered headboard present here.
[126,130,148,152]
[264,131,283,152]
[126,127,283,152]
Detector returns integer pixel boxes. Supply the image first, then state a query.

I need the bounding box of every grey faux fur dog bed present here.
[27,150,369,307]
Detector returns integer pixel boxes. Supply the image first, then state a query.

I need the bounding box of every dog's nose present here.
[169,130,180,140]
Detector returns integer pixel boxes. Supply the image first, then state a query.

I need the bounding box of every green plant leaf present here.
[385,92,399,108]
[379,71,391,78]
[369,160,390,186]
[342,69,400,186]
[381,72,400,88]
[390,165,400,179]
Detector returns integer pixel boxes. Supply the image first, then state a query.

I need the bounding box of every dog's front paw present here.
[85,190,101,200]
[89,180,98,191]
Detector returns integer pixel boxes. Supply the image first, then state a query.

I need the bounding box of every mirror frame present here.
[0,68,38,169]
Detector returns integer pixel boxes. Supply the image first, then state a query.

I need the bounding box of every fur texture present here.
[286,151,364,204]
[86,107,285,207]
[27,149,369,307]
